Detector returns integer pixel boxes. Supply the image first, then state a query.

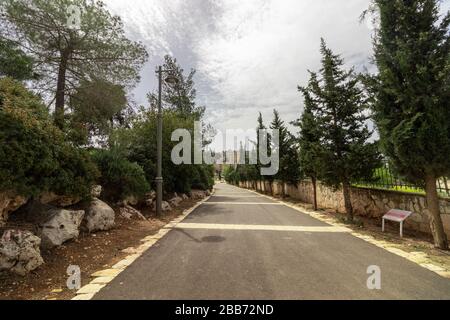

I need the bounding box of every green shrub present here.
[0,78,98,198]
[114,110,215,194]
[223,165,240,185]
[191,165,214,191]
[91,148,150,201]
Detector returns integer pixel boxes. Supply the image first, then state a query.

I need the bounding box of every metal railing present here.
[354,161,450,198]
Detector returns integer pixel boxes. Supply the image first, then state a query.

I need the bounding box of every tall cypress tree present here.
[293,78,324,210]
[307,39,381,221]
[255,112,266,181]
[270,109,300,197]
[370,0,450,249]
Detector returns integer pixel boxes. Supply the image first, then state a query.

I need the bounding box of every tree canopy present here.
[0,0,148,128]
[148,55,206,119]
[270,109,300,189]
[0,38,35,80]
[303,39,381,219]
[369,0,450,248]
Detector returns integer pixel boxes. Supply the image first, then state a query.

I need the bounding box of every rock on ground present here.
[0,230,44,276]
[83,198,115,233]
[169,195,183,208]
[145,198,153,207]
[38,209,85,249]
[144,191,156,207]
[152,201,172,212]
[0,192,28,227]
[190,190,208,200]
[39,192,81,208]
[119,205,146,220]
[91,185,102,198]
[119,196,139,206]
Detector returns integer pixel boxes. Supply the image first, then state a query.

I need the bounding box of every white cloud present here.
[196,0,374,130]
[102,0,449,150]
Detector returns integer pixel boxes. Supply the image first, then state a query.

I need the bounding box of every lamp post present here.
[155,66,178,217]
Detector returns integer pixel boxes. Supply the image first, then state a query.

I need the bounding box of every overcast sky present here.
[103,0,450,150]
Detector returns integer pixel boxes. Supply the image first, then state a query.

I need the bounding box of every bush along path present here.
[0,188,211,300]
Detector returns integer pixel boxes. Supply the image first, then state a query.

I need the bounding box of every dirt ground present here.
[0,198,199,300]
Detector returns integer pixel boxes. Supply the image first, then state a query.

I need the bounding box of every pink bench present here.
[382,209,412,237]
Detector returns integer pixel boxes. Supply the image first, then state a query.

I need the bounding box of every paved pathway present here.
[94,183,450,300]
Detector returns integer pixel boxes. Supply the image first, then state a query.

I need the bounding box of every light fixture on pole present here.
[155,66,179,218]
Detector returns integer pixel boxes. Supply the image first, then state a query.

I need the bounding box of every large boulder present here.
[38,209,85,249]
[0,192,28,227]
[0,230,44,276]
[82,198,115,233]
[39,192,81,208]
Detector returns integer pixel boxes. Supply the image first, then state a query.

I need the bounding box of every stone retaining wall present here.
[239,180,450,237]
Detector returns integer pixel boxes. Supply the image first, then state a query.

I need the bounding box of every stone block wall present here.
[239,180,450,237]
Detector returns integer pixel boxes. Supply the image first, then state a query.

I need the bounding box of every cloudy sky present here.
[103,0,450,150]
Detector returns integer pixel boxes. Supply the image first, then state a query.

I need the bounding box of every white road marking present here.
[211,195,263,198]
[214,193,257,195]
[174,223,351,233]
[202,202,283,205]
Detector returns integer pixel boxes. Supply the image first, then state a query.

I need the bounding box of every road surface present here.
[94,183,450,300]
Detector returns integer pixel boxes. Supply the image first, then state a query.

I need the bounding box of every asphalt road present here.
[94,183,450,300]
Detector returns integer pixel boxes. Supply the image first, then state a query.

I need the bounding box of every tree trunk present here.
[54,51,70,129]
[342,182,353,221]
[312,177,318,211]
[424,173,448,250]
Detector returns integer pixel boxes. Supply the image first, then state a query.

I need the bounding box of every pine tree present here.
[370,0,450,249]
[1,0,148,129]
[148,55,205,119]
[307,39,381,221]
[293,79,323,210]
[270,109,300,197]
[255,112,266,181]
[0,39,35,80]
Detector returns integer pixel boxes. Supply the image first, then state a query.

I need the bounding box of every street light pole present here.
[155,65,178,218]
[156,66,163,218]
